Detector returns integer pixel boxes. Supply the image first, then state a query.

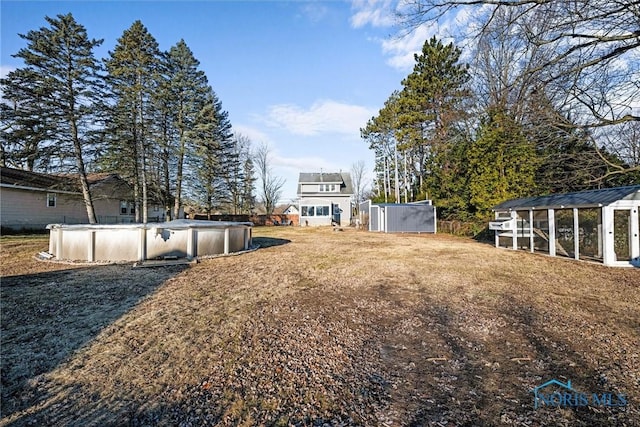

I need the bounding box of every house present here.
[282,204,299,215]
[359,199,436,233]
[490,185,640,267]
[297,172,353,226]
[0,167,164,231]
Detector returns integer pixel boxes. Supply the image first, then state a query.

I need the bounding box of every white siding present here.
[298,196,352,226]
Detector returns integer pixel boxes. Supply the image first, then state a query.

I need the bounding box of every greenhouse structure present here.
[490,185,640,267]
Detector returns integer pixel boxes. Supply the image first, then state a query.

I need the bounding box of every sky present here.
[1,0,437,203]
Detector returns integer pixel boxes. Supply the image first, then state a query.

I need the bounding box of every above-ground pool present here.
[46,219,253,262]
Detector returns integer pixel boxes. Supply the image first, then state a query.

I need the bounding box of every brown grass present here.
[1,227,638,426]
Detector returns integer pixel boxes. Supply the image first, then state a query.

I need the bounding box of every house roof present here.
[299,172,344,184]
[1,167,78,192]
[297,172,353,195]
[0,167,132,197]
[272,204,298,214]
[493,185,640,211]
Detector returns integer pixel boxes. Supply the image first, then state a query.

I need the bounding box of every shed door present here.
[613,209,632,262]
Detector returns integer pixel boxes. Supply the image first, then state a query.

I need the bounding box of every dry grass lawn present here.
[1,227,639,426]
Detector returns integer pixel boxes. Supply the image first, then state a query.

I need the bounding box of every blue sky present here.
[1,1,438,202]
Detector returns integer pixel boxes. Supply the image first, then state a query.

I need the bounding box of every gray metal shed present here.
[359,200,436,233]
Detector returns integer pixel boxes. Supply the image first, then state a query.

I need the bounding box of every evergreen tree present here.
[189,97,220,218]
[225,134,255,214]
[1,68,58,170]
[361,92,402,203]
[148,49,175,219]
[189,87,235,216]
[425,128,472,219]
[240,152,256,214]
[396,36,471,201]
[163,40,210,219]
[1,14,104,222]
[104,20,161,223]
[467,108,537,218]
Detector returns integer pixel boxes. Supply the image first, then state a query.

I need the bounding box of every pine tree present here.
[1,14,104,222]
[104,21,161,223]
[362,38,471,207]
[1,69,58,170]
[189,87,235,216]
[361,91,402,203]
[396,37,471,202]
[163,40,210,219]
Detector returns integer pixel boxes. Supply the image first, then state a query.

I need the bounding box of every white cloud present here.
[272,154,333,172]
[232,125,273,146]
[0,65,16,79]
[352,1,481,72]
[350,0,396,28]
[262,100,375,137]
[299,3,329,23]
[380,23,434,71]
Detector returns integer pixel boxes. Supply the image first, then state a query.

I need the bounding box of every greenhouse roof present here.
[493,185,640,211]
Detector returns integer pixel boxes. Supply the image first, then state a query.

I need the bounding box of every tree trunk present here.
[174,148,184,220]
[70,114,97,223]
[174,123,185,220]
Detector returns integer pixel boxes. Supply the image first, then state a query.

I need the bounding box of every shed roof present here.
[493,185,640,211]
[373,200,433,207]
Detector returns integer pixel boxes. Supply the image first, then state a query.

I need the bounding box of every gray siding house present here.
[297,172,353,226]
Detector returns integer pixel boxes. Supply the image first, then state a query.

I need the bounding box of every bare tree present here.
[398,0,640,179]
[591,121,640,181]
[399,0,640,126]
[254,142,285,215]
[351,160,369,212]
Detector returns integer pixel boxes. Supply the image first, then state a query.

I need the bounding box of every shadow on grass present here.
[399,295,633,426]
[3,269,635,426]
[0,264,188,422]
[252,236,291,248]
[124,287,637,426]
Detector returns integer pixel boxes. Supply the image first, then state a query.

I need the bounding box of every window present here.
[120,201,136,215]
[318,184,338,192]
[46,193,56,208]
[301,205,330,217]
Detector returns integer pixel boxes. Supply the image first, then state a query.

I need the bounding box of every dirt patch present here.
[1,228,638,426]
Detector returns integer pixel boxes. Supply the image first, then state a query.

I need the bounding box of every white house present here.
[297,172,353,226]
[282,204,299,215]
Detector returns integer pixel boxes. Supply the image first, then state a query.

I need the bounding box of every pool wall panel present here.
[46,220,252,262]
